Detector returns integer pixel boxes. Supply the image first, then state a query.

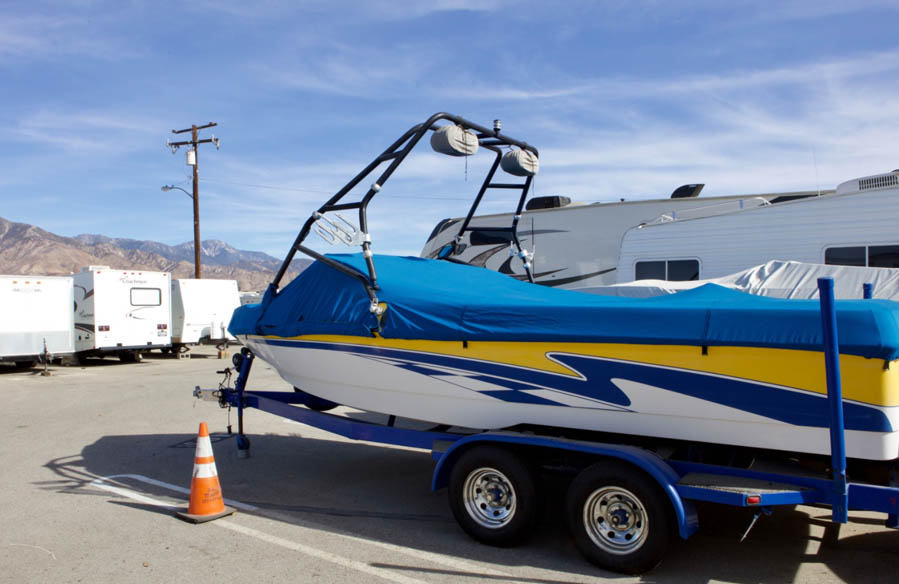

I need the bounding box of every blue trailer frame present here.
[196,277,899,571]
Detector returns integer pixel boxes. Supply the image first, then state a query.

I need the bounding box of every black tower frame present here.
[270,112,539,309]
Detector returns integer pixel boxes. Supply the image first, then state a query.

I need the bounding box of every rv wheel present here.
[448,446,538,547]
[14,360,36,369]
[117,351,142,363]
[565,461,673,575]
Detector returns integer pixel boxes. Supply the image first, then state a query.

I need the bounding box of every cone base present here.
[175,506,235,524]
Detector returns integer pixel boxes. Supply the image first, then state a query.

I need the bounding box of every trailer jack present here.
[739,507,772,542]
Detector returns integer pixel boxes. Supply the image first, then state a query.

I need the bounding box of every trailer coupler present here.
[192,386,230,406]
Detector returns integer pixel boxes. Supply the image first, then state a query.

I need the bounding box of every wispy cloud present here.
[7,110,164,154]
[0,10,142,61]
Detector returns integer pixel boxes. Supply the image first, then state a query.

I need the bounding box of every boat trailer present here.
[194,278,899,574]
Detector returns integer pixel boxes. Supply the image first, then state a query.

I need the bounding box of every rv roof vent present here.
[670,184,705,199]
[526,195,571,210]
[836,172,899,195]
[82,265,110,271]
[859,174,898,191]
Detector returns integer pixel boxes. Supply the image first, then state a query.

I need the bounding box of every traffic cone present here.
[176,422,235,523]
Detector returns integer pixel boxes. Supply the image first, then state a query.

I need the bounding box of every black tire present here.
[117,351,143,363]
[14,360,36,369]
[292,387,338,412]
[448,446,538,547]
[565,461,674,574]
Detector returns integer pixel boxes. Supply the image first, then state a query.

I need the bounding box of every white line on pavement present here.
[90,475,430,584]
[113,472,515,579]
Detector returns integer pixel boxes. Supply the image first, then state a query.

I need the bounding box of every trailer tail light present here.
[158,324,168,330]
[98,325,110,332]
[746,495,761,505]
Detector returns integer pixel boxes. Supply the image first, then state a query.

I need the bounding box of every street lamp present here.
[161,184,200,278]
[161,184,192,198]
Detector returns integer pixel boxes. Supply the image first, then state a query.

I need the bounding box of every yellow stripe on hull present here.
[266,334,899,408]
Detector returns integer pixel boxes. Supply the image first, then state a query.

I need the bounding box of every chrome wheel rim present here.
[582,486,648,555]
[463,467,517,528]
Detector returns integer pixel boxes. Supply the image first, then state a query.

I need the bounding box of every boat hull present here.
[241,334,899,461]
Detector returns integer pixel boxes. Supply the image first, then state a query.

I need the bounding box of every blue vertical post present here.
[863,283,873,299]
[817,277,848,523]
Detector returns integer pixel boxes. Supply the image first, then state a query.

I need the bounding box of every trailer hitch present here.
[192,366,236,408]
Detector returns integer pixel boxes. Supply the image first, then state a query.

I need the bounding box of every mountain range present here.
[0,216,310,291]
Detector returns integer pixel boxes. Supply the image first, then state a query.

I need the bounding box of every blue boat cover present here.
[229,254,899,360]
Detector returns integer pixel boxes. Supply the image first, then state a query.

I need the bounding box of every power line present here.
[197,178,481,201]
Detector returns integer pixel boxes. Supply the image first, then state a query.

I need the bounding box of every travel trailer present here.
[170,278,240,352]
[0,275,74,367]
[73,266,172,361]
[420,188,821,289]
[616,171,899,283]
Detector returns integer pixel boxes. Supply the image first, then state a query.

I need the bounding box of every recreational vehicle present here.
[73,266,171,361]
[0,275,74,367]
[420,188,821,289]
[170,278,240,352]
[616,171,899,282]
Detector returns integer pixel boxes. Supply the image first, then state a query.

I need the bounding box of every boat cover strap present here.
[229,253,899,360]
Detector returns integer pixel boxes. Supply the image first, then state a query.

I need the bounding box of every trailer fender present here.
[431,433,698,539]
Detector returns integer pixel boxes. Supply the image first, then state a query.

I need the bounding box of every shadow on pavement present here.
[41,431,899,583]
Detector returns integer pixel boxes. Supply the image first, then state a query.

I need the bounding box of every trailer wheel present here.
[293,387,338,412]
[565,461,673,574]
[14,360,36,369]
[448,446,537,547]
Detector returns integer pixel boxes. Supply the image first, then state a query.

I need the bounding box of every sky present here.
[3,0,899,259]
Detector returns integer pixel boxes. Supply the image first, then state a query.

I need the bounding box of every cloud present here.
[6,110,165,154]
[0,9,143,61]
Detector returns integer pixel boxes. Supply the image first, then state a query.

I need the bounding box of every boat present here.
[229,113,899,463]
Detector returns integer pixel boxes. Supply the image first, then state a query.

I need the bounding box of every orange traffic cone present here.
[176,422,235,523]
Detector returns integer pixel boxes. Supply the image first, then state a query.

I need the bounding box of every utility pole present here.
[166,122,220,278]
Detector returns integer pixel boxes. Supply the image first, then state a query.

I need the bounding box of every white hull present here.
[244,336,899,461]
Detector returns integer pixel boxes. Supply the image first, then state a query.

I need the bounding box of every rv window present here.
[868,245,899,268]
[668,259,699,281]
[469,229,514,246]
[131,287,161,306]
[635,261,666,281]
[825,246,866,267]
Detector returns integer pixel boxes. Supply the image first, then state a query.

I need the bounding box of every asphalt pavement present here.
[2,346,897,583]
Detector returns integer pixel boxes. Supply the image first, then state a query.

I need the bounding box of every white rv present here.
[0,275,74,367]
[170,278,240,352]
[73,266,172,361]
[616,171,899,283]
[420,187,818,289]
